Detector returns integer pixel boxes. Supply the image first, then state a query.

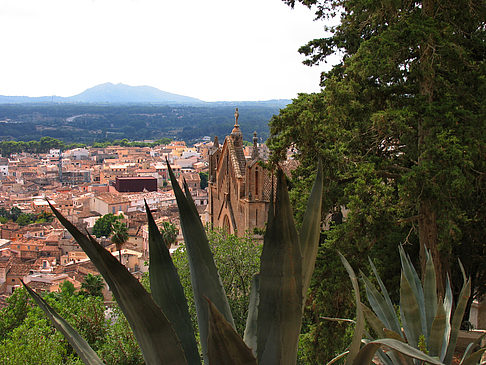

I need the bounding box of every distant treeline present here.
[0,136,172,157]
[0,104,275,144]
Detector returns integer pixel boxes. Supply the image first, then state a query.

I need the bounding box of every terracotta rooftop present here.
[8,261,32,277]
[95,193,130,205]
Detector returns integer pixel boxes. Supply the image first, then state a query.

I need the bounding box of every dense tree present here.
[171,227,262,336]
[0,284,144,364]
[92,213,122,238]
[80,274,105,298]
[158,221,178,249]
[15,213,35,226]
[199,171,208,189]
[110,220,129,260]
[0,285,107,364]
[269,0,486,360]
[0,209,54,226]
[9,207,21,222]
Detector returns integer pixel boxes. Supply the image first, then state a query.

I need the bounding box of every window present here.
[255,169,259,197]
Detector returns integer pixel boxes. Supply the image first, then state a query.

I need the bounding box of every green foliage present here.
[98,305,144,365]
[0,104,279,145]
[9,207,21,221]
[92,213,122,238]
[158,221,178,248]
[36,212,54,224]
[0,207,54,226]
[0,315,75,365]
[15,213,36,226]
[81,274,105,298]
[110,220,129,256]
[0,287,31,340]
[271,0,486,360]
[199,171,208,189]
[171,228,262,336]
[0,286,107,365]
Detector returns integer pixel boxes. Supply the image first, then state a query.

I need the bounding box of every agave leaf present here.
[441,276,453,360]
[182,178,201,218]
[459,259,467,283]
[206,298,257,365]
[361,302,410,365]
[327,351,350,365]
[383,328,406,342]
[361,303,408,365]
[243,274,259,356]
[361,302,386,338]
[339,252,365,365]
[167,161,234,364]
[375,349,397,365]
[145,201,201,365]
[353,338,443,365]
[368,258,402,334]
[22,282,104,365]
[257,169,303,364]
[444,277,471,364]
[399,246,426,337]
[361,272,401,335]
[459,332,486,364]
[299,160,323,299]
[267,173,275,223]
[382,329,415,365]
[460,347,486,365]
[428,299,447,357]
[424,250,438,339]
[400,272,422,348]
[48,201,187,365]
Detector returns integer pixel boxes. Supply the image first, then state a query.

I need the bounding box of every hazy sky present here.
[0,0,333,101]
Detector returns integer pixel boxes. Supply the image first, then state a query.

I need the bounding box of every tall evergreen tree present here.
[270,0,485,360]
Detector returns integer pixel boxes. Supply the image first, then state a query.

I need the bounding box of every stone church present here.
[208,108,271,236]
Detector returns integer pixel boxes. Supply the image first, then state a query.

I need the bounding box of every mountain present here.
[66,83,204,104]
[0,83,291,107]
[0,83,204,105]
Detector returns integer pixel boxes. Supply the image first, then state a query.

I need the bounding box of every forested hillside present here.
[0,104,282,144]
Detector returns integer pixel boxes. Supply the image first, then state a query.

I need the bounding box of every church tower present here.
[207,108,271,237]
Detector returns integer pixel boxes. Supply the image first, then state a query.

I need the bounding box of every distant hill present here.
[0,83,204,105]
[0,83,291,107]
[66,83,204,104]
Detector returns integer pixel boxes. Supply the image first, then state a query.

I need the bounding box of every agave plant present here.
[22,161,325,365]
[357,246,486,365]
[335,247,486,365]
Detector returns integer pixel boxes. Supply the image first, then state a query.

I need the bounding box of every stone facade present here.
[208,109,271,236]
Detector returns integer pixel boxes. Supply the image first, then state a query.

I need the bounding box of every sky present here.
[0,0,335,101]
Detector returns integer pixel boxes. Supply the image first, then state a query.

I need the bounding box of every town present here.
[0,116,273,305]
